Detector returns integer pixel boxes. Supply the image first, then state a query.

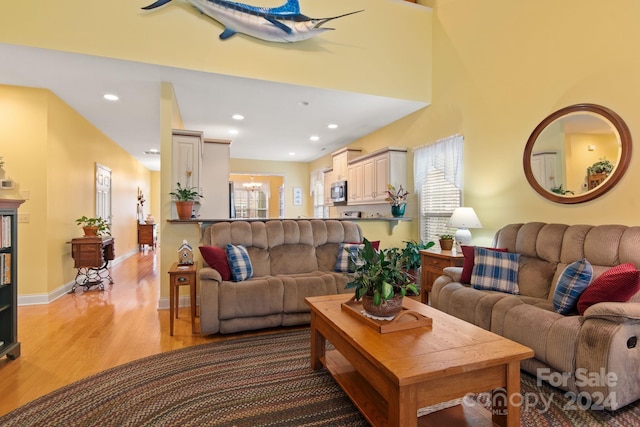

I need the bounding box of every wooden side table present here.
[168,261,198,336]
[419,250,464,304]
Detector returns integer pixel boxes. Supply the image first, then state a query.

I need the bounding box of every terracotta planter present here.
[83,226,99,237]
[361,294,404,317]
[439,239,454,251]
[175,201,194,220]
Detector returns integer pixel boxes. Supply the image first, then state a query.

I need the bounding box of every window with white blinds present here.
[310,168,328,218]
[420,169,461,244]
[414,135,464,245]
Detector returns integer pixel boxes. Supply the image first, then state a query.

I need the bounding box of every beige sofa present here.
[431,222,640,410]
[198,219,362,335]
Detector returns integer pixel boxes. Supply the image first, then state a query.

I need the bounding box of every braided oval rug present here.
[1,328,640,426]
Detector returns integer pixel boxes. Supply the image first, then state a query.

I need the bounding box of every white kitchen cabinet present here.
[347,162,363,203]
[331,147,362,182]
[348,147,407,205]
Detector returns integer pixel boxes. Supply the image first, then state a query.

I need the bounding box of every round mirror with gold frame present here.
[523,104,632,204]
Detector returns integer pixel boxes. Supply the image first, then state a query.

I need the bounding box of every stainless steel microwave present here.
[330,180,347,203]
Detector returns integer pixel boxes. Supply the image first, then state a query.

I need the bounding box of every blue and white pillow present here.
[334,243,364,273]
[471,247,520,294]
[225,244,253,282]
[553,258,593,314]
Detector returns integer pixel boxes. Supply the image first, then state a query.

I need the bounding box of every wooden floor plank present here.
[0,250,283,416]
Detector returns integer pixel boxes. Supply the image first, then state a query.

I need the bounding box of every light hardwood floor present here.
[0,250,266,417]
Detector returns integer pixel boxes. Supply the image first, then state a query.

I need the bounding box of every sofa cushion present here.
[226,244,253,282]
[280,273,339,313]
[460,245,507,284]
[577,263,640,315]
[218,276,284,319]
[199,246,231,281]
[270,244,318,275]
[553,258,593,315]
[471,247,520,294]
[334,243,364,272]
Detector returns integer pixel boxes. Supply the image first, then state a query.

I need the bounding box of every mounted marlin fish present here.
[141,0,363,43]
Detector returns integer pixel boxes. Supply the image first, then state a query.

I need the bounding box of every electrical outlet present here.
[18,213,29,223]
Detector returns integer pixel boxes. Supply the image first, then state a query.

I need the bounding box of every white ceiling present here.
[0,43,427,171]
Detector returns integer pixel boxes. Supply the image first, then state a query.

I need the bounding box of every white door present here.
[96,163,112,224]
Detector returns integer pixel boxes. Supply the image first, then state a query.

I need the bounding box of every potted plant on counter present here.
[76,216,111,237]
[170,182,203,220]
[345,239,418,317]
[385,184,409,218]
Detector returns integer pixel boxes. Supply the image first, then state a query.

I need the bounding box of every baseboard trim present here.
[18,249,139,306]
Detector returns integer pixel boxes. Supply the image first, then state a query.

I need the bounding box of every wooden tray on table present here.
[341,297,432,334]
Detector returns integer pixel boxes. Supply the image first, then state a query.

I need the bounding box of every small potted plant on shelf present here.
[345,238,418,317]
[76,216,111,237]
[438,234,455,251]
[385,184,409,218]
[170,182,203,220]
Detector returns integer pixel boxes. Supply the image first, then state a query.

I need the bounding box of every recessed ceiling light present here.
[289,152,296,156]
[310,135,320,142]
[232,114,244,121]
[104,94,119,101]
[299,101,310,107]
[148,148,159,153]
[328,124,338,129]
[229,129,239,135]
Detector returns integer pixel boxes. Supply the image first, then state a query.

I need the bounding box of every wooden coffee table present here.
[306,294,534,427]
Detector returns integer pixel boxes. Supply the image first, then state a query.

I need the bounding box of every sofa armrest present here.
[199,268,222,335]
[442,266,463,283]
[583,302,640,324]
[199,266,222,283]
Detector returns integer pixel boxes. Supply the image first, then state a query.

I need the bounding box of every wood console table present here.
[137,222,157,250]
[70,236,115,292]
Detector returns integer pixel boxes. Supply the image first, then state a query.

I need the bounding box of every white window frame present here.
[414,135,464,246]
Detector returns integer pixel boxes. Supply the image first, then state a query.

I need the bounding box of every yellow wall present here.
[308,0,640,249]
[0,85,151,298]
[0,0,432,102]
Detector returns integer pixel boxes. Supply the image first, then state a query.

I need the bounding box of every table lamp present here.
[448,207,483,246]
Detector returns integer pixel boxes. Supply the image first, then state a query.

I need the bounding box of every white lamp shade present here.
[448,207,483,229]
[448,207,483,246]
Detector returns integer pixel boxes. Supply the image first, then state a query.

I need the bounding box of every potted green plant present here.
[394,240,435,294]
[170,182,203,220]
[345,238,418,317]
[438,234,454,251]
[587,158,614,176]
[76,216,111,237]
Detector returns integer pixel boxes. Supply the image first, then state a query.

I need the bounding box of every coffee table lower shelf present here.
[322,350,495,427]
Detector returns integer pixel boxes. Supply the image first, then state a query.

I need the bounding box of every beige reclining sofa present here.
[431,222,640,410]
[198,219,362,335]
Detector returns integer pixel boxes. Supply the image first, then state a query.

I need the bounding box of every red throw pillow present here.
[199,246,231,281]
[460,245,508,284]
[577,263,640,315]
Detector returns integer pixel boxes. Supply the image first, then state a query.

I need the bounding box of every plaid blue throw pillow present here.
[225,244,253,282]
[553,258,593,314]
[471,247,520,294]
[334,243,364,273]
